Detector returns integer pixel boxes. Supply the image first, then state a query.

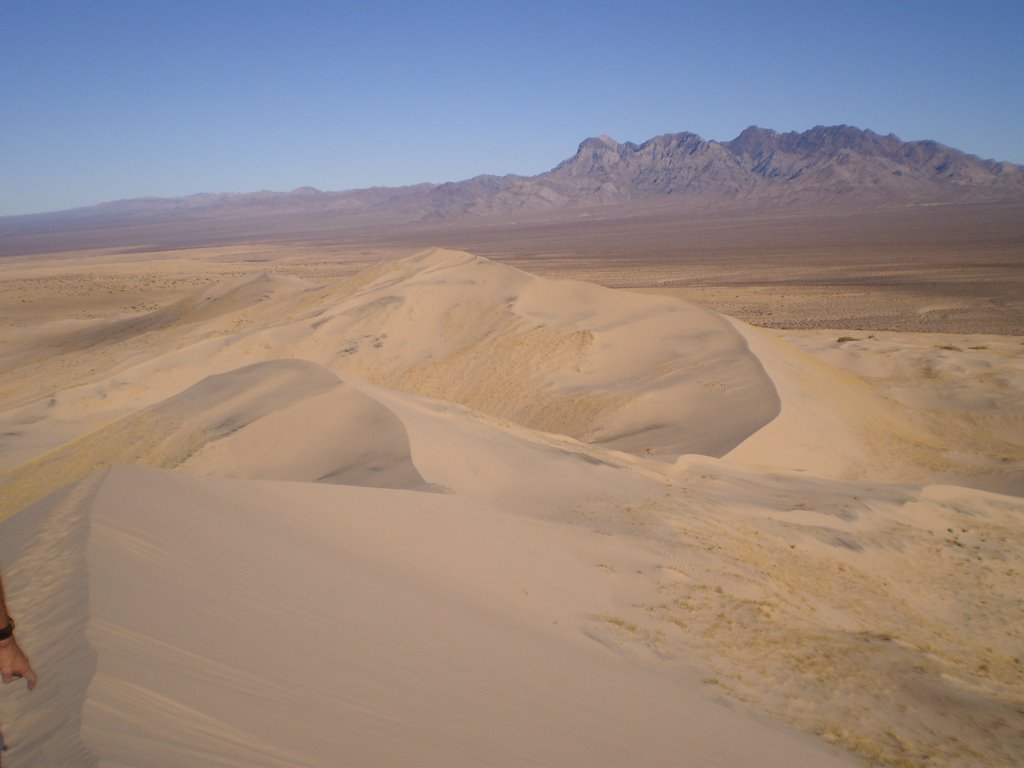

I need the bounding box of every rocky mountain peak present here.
[556,135,625,177]
[726,126,778,156]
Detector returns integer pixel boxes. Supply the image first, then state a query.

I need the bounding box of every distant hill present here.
[2,125,1022,254]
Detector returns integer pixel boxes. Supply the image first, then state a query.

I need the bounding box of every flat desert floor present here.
[0,244,1021,767]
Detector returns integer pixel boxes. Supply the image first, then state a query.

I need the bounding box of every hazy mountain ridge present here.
[2,125,1022,249]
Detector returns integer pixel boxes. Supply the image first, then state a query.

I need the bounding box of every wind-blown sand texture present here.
[0,248,1021,767]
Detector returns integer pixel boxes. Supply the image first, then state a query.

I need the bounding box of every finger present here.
[1,670,11,685]
[24,666,37,690]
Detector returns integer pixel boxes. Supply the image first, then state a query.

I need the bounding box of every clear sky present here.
[2,0,1022,215]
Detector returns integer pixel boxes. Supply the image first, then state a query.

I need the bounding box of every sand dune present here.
[179,367,429,490]
[1,249,777,475]
[0,248,780,505]
[0,248,1021,767]
[274,248,780,457]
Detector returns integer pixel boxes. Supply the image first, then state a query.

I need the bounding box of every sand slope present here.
[1,249,1022,767]
[0,465,857,767]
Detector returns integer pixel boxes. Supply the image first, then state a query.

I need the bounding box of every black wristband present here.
[0,618,14,641]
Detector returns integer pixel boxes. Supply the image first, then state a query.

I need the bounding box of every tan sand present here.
[0,247,1021,767]
[729,323,1024,495]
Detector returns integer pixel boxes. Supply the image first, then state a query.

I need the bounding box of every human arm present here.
[0,573,36,690]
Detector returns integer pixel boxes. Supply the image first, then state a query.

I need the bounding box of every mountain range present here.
[2,125,1023,252]
[426,124,1023,216]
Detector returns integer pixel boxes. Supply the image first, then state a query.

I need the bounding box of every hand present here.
[0,638,37,690]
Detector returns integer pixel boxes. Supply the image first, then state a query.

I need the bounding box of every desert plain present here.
[0,206,1022,767]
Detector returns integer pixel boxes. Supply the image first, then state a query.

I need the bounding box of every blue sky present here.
[2,0,1022,215]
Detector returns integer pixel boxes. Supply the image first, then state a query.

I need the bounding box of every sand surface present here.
[0,247,1021,767]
